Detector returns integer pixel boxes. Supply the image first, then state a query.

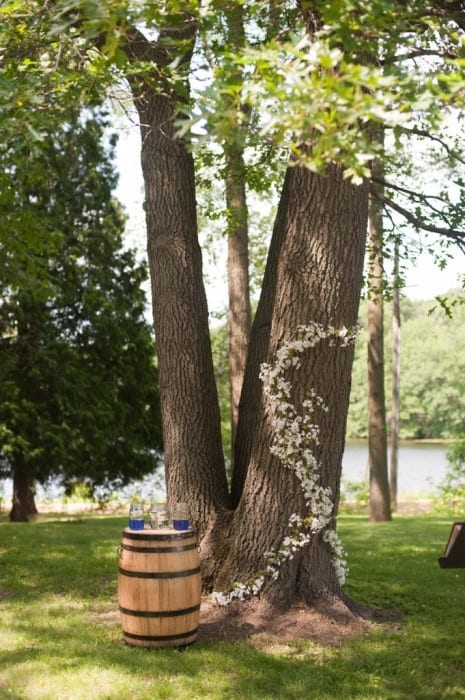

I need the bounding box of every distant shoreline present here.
[346,438,455,447]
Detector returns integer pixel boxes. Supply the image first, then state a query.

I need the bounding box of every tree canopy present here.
[0,110,162,519]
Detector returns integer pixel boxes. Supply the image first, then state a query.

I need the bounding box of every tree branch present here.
[384,48,458,65]
[371,175,451,209]
[372,189,465,250]
[371,177,456,231]
[387,124,465,167]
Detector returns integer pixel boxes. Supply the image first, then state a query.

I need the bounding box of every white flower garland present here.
[211,322,359,606]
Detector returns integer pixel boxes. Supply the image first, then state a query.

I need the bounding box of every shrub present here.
[435,436,465,514]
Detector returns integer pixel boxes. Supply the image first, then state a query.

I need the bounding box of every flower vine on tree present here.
[211,322,359,606]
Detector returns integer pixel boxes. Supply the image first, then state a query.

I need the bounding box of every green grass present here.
[1,512,465,699]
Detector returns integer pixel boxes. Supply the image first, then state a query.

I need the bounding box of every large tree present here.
[2,0,465,610]
[118,3,381,604]
[0,112,162,521]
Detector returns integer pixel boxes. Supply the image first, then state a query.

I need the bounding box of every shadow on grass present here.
[0,515,124,601]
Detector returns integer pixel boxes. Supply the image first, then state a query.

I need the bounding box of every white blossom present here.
[211,322,358,605]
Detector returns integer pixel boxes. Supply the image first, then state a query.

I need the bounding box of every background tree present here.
[367,160,392,522]
[346,292,465,441]
[390,238,401,509]
[218,2,252,458]
[0,111,162,521]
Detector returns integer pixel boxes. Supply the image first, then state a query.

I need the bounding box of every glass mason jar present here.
[149,503,170,529]
[172,503,190,531]
[128,503,145,530]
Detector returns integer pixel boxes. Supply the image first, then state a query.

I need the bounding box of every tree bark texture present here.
[367,177,392,522]
[124,27,230,527]
[217,162,370,605]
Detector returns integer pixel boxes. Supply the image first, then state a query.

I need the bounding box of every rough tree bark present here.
[216,162,369,605]
[124,23,230,524]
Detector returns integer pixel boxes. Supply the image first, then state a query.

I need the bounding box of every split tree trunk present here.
[123,18,370,607]
[218,162,370,604]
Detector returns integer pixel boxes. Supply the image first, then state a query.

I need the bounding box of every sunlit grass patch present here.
[3,663,138,700]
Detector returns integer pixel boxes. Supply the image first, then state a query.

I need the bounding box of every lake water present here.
[342,440,450,497]
[0,441,451,507]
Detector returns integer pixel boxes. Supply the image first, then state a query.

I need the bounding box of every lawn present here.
[1,511,464,699]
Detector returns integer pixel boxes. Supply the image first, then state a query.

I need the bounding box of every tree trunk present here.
[124,26,230,527]
[223,3,251,469]
[390,238,401,509]
[226,162,251,471]
[367,171,392,522]
[10,462,32,522]
[216,2,251,471]
[216,162,369,605]
[28,488,39,517]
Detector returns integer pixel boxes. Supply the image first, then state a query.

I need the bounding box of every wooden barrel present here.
[118,528,201,648]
